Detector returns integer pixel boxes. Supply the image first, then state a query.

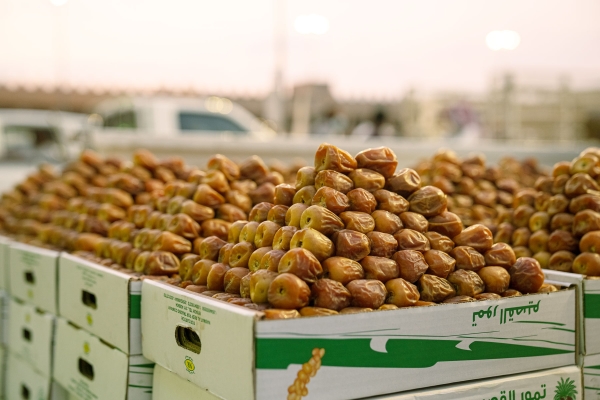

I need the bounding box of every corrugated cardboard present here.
[151,364,581,400]
[7,297,55,377]
[142,279,577,400]
[0,237,11,292]
[584,353,600,399]
[6,353,69,400]
[58,253,142,355]
[53,318,153,400]
[9,242,59,314]
[544,269,600,356]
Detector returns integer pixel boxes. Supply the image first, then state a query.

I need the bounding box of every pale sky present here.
[0,0,599,98]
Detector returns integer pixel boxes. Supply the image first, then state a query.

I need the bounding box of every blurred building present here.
[1,76,599,140]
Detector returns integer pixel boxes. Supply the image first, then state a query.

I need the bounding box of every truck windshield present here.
[178,112,246,133]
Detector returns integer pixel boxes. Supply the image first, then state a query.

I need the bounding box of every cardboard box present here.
[584,353,600,399]
[6,353,69,400]
[9,242,59,314]
[142,279,577,400]
[0,236,11,292]
[58,253,142,355]
[151,363,582,400]
[7,297,55,377]
[53,318,153,400]
[544,270,600,356]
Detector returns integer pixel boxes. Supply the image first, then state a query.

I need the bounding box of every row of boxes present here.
[0,239,153,400]
[1,238,599,399]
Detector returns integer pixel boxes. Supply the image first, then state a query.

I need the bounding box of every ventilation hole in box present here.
[22,328,31,342]
[175,326,201,354]
[81,290,97,309]
[78,358,94,381]
[21,384,30,399]
[24,271,34,284]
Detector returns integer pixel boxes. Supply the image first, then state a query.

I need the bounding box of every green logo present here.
[184,356,195,374]
[554,377,577,400]
[86,313,93,326]
[83,342,90,355]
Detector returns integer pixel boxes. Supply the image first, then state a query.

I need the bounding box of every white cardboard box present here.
[7,297,55,377]
[6,353,69,400]
[584,353,600,399]
[0,236,11,292]
[544,270,600,356]
[9,242,59,314]
[142,279,577,400]
[58,253,142,355]
[53,318,153,400]
[151,364,582,400]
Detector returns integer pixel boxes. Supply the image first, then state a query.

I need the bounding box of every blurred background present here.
[1,0,600,188]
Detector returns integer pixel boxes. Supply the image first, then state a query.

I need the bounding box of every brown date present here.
[199,236,227,260]
[386,168,421,197]
[333,229,370,261]
[229,241,256,269]
[311,278,352,311]
[314,170,354,194]
[285,203,309,228]
[201,219,230,241]
[580,231,600,253]
[509,257,544,293]
[573,209,600,237]
[354,147,398,178]
[300,205,344,235]
[392,250,428,283]
[192,184,225,208]
[248,247,273,272]
[453,224,493,252]
[267,205,289,225]
[278,248,323,283]
[254,221,281,248]
[450,246,485,272]
[346,188,377,214]
[314,143,357,173]
[360,256,400,282]
[394,229,431,252]
[311,186,350,214]
[272,226,297,251]
[528,230,549,253]
[548,230,578,253]
[259,249,286,272]
[477,266,510,294]
[572,252,600,276]
[408,186,447,217]
[385,278,420,307]
[249,202,274,223]
[267,273,311,309]
[427,211,464,238]
[290,228,335,261]
[548,250,575,272]
[295,166,317,190]
[227,220,248,243]
[340,211,375,234]
[484,242,516,270]
[348,169,385,192]
[371,210,403,234]
[424,231,455,253]
[418,274,456,302]
[511,227,531,247]
[238,221,259,244]
[153,232,191,254]
[292,185,316,205]
[322,257,365,285]
[550,213,574,232]
[346,279,387,309]
[423,249,456,278]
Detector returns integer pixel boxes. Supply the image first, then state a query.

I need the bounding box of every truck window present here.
[178,112,246,133]
[103,111,137,128]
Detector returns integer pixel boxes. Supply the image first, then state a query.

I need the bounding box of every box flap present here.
[58,253,134,354]
[53,317,129,400]
[8,297,55,377]
[9,242,59,314]
[6,353,51,400]
[141,279,255,400]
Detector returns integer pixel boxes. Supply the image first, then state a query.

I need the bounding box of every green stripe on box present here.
[587,365,600,370]
[585,294,600,318]
[130,294,141,318]
[255,338,573,370]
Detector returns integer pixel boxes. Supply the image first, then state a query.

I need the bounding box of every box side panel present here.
[152,365,222,400]
[53,318,129,400]
[9,243,58,314]
[0,238,10,291]
[256,290,576,400]
[367,366,582,400]
[584,279,600,355]
[126,354,154,400]
[141,280,255,400]
[0,345,5,399]
[0,291,8,346]
[58,254,132,354]
[7,298,55,377]
[6,354,51,400]
[584,353,600,400]
[128,281,142,356]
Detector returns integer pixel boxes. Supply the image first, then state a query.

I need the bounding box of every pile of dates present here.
[177,143,553,319]
[414,150,546,230]
[493,147,600,276]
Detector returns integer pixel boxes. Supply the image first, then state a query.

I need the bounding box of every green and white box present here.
[53,318,153,400]
[544,270,600,356]
[9,242,59,314]
[7,297,55,377]
[58,253,142,355]
[584,353,600,399]
[142,279,577,400]
[151,364,581,400]
[6,354,69,400]
[0,236,11,292]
